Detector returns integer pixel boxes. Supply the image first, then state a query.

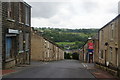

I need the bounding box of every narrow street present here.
[3,60,96,78]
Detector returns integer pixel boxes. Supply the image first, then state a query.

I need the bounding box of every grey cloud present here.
[29,2,66,18]
[82,1,99,13]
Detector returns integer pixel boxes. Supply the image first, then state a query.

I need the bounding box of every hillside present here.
[35,27,99,50]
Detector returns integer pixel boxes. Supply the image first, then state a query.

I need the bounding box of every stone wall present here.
[2,2,31,69]
[0,1,2,77]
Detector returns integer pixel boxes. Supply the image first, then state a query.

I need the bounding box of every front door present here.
[6,36,16,59]
[6,37,12,59]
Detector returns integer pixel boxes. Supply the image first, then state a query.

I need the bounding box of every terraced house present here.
[1,1,31,69]
[31,28,64,62]
[0,1,2,70]
[96,14,120,77]
[80,38,94,63]
[79,35,99,64]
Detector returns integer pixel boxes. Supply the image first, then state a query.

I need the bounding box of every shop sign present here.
[8,29,19,34]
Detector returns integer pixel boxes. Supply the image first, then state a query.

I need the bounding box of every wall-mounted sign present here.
[88,42,94,49]
[8,29,19,34]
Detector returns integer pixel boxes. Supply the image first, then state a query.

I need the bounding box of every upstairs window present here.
[111,24,114,40]
[7,2,14,20]
[25,6,30,26]
[8,2,12,18]
[19,2,23,23]
[101,30,104,45]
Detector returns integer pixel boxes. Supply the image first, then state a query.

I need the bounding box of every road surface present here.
[3,60,96,78]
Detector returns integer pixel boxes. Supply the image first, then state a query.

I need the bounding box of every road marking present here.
[82,63,87,68]
[82,63,88,69]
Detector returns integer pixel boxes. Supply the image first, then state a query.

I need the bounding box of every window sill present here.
[5,58,15,63]
[25,24,30,27]
[110,39,114,41]
[7,18,15,22]
[99,57,104,60]
[19,50,24,54]
[19,22,24,25]
[25,49,29,52]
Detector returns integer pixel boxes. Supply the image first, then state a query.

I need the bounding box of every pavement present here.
[1,60,120,79]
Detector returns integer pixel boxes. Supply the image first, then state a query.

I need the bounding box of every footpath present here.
[83,63,120,80]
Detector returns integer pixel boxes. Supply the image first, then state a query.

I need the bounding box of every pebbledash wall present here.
[31,28,64,61]
[2,1,31,69]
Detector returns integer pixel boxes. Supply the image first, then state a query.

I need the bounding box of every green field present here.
[56,42,75,45]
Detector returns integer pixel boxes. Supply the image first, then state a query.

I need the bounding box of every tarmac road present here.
[3,60,96,78]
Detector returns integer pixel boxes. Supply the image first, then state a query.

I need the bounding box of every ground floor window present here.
[110,47,112,62]
[25,33,30,51]
[19,32,24,53]
[101,50,103,59]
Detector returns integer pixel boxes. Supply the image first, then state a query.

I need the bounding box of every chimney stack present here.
[118,1,120,14]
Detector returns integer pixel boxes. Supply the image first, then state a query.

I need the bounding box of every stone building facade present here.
[79,48,84,62]
[96,14,120,77]
[92,34,99,63]
[31,28,64,61]
[80,39,94,63]
[80,36,99,63]
[2,1,31,69]
[0,1,2,70]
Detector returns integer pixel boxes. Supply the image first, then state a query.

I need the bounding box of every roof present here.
[99,14,120,31]
[31,27,64,50]
[1,0,31,7]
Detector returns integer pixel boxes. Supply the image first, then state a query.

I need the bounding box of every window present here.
[6,37,15,59]
[8,2,12,18]
[25,33,30,51]
[101,30,104,44]
[111,24,114,39]
[110,47,112,62]
[7,2,14,20]
[101,50,103,59]
[25,6,30,26]
[19,2,22,23]
[19,32,23,53]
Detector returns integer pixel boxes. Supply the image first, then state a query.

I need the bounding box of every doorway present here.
[115,48,118,67]
[6,36,16,59]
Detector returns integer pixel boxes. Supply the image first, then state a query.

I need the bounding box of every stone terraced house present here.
[31,28,64,62]
[1,0,31,69]
[96,14,120,77]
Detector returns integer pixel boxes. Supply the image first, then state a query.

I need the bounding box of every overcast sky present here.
[24,0,120,29]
